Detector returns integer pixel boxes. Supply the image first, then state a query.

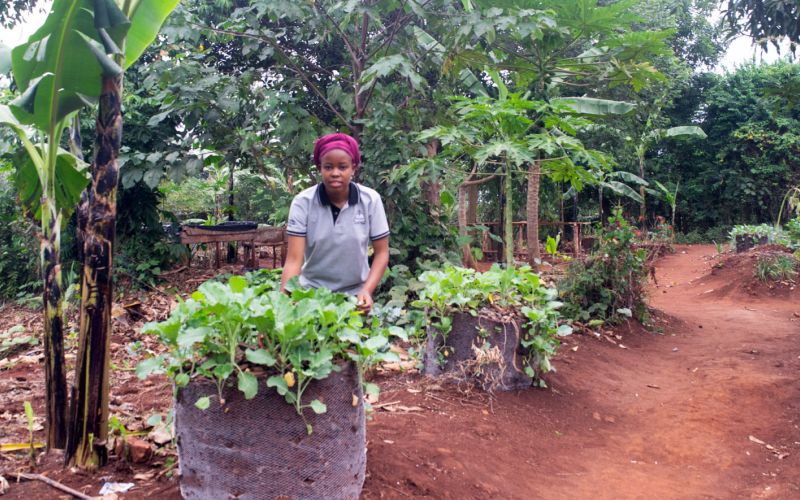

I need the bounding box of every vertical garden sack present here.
[175,363,366,500]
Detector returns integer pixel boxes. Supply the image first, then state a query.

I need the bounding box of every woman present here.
[280,133,390,313]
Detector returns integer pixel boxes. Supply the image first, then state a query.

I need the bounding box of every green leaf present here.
[363,382,380,396]
[175,372,190,387]
[556,325,573,337]
[229,275,247,293]
[551,97,636,116]
[662,125,706,140]
[10,0,118,130]
[245,348,276,366]
[601,181,643,203]
[176,326,210,348]
[135,355,164,379]
[309,399,327,414]
[363,335,388,352]
[267,375,289,396]
[124,0,180,69]
[194,396,210,410]
[439,190,455,207]
[238,371,258,399]
[145,414,162,427]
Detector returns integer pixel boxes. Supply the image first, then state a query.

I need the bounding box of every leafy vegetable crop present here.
[138,275,402,431]
[410,264,570,379]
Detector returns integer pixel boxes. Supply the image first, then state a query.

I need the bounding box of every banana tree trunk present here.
[41,201,68,449]
[527,160,541,265]
[66,75,122,468]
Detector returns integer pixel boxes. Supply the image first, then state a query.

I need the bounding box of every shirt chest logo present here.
[354,211,366,224]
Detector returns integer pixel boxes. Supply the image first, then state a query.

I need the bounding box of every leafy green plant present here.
[23,401,36,467]
[729,224,787,249]
[410,264,570,380]
[1,325,38,359]
[559,208,650,324]
[754,254,798,283]
[138,275,400,433]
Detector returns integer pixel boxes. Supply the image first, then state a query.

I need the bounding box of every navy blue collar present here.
[317,182,359,207]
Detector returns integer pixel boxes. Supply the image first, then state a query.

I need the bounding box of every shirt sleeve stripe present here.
[287,230,307,236]
[370,231,390,241]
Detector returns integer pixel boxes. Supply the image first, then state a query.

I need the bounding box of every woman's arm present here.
[356,237,389,312]
[280,235,306,292]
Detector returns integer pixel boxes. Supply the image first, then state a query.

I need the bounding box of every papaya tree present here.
[422,72,615,267]
[448,0,671,262]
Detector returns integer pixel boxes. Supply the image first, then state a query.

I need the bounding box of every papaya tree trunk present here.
[527,160,541,265]
[66,75,122,468]
[41,200,68,449]
[503,159,514,266]
[458,184,475,268]
[638,152,646,226]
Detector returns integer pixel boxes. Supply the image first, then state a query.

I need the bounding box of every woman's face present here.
[319,148,356,193]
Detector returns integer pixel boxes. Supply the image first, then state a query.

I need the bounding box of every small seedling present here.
[23,401,36,468]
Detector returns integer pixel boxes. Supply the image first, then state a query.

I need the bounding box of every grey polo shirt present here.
[287,182,390,295]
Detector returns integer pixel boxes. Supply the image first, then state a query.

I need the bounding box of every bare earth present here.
[1,245,798,499]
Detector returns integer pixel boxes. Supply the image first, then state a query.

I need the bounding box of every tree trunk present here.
[66,75,122,468]
[638,153,646,226]
[503,160,514,266]
[458,184,475,268]
[422,140,440,207]
[598,186,604,226]
[41,201,67,449]
[527,160,541,265]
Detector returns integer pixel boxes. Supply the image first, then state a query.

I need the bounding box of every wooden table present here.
[180,225,287,269]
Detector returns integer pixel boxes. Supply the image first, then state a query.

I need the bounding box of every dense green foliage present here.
[559,209,650,323]
[0,169,38,300]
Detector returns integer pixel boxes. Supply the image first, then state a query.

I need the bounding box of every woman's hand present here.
[355,290,373,314]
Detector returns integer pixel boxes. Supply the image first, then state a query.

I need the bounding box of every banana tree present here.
[2,0,177,461]
[0,0,124,447]
[636,125,706,224]
[67,0,179,469]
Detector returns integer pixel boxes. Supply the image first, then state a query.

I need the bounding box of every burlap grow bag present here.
[735,234,768,253]
[175,362,366,500]
[423,311,532,391]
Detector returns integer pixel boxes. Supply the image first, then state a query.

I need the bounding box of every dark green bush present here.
[559,208,649,324]
[0,171,40,300]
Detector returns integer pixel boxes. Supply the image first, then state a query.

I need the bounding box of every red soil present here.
[2,245,799,499]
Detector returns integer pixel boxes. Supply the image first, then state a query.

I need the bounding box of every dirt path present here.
[364,245,800,499]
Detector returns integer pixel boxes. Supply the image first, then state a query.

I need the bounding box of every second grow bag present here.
[423,311,532,391]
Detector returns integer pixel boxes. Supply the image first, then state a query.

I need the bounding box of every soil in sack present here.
[175,362,365,500]
[735,234,768,253]
[423,311,532,391]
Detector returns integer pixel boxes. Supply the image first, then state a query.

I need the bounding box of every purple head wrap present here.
[313,133,361,167]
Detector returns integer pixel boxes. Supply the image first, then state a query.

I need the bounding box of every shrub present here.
[754,254,798,282]
[559,208,649,324]
[0,171,39,300]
